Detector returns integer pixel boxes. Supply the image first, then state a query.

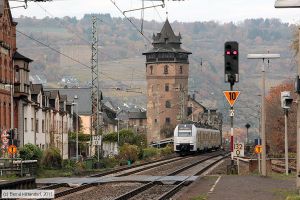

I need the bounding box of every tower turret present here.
[143,19,192,144]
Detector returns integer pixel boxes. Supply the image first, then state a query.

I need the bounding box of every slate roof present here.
[153,19,181,44]
[49,90,59,100]
[143,19,191,55]
[44,91,51,98]
[60,95,67,102]
[46,88,93,115]
[13,51,33,62]
[31,84,43,95]
[128,111,147,119]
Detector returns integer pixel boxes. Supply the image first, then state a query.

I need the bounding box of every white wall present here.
[102,142,118,157]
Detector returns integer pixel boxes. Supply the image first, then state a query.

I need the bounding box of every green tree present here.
[41,147,62,169]
[19,144,43,162]
[103,129,146,147]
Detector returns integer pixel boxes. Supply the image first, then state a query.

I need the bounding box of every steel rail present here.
[54,183,96,198]
[157,154,229,200]
[89,154,180,177]
[48,155,189,198]
[113,151,225,200]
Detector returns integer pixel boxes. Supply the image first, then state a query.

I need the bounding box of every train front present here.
[174,124,196,154]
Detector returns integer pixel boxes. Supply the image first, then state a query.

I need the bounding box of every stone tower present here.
[143,19,192,143]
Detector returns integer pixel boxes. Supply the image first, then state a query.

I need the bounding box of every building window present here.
[24,118,27,131]
[42,120,45,133]
[150,65,153,75]
[15,67,20,83]
[36,119,39,133]
[166,117,171,124]
[139,119,143,126]
[164,65,169,74]
[165,83,169,92]
[165,101,171,108]
[31,118,34,131]
[154,119,157,123]
[180,66,183,74]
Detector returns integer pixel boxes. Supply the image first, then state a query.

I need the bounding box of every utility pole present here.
[258,108,261,174]
[91,16,100,158]
[155,88,160,148]
[247,54,280,176]
[285,109,289,175]
[180,86,185,123]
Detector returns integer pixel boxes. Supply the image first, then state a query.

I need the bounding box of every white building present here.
[22,85,73,159]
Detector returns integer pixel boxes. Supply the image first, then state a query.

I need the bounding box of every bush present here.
[19,144,43,164]
[119,143,139,163]
[142,147,159,160]
[160,145,173,156]
[41,147,62,169]
[103,130,147,147]
[73,161,86,175]
[97,157,118,168]
[63,159,76,170]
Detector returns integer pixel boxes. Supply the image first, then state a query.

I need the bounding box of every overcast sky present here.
[8,0,300,24]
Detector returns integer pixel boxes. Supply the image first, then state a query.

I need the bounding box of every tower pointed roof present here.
[144,19,191,55]
[153,19,181,44]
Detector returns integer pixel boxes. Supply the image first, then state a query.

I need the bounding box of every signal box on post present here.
[224,41,239,85]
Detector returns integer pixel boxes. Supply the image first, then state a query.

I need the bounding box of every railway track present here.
[42,151,227,199]
[46,154,193,198]
[113,152,227,200]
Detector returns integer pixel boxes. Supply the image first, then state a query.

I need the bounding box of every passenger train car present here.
[174,124,221,155]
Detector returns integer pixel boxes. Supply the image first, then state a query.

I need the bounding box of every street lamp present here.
[72,95,79,161]
[274,0,300,189]
[247,53,280,176]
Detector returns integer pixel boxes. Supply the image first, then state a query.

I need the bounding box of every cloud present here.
[9,0,300,23]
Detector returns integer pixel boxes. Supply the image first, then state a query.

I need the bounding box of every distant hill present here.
[14,14,298,132]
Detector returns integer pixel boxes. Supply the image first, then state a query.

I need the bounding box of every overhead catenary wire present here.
[16,29,136,87]
[110,0,152,44]
[35,2,91,45]
[33,2,118,62]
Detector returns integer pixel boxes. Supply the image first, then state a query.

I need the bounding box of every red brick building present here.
[143,20,192,143]
[0,0,17,130]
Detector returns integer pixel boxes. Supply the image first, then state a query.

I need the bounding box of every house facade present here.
[0,0,17,131]
[20,85,73,159]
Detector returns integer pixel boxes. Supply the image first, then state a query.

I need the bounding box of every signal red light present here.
[226,51,231,55]
[233,50,238,55]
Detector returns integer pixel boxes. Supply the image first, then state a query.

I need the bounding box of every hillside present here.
[14,14,298,133]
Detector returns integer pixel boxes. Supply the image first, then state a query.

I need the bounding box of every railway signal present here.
[224,41,239,85]
[255,145,262,154]
[223,91,240,107]
[224,41,240,174]
[233,143,244,157]
[281,91,293,175]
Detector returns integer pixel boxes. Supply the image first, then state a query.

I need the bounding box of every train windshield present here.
[178,130,192,137]
[178,124,192,137]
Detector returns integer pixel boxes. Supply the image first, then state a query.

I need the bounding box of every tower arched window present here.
[180,66,183,74]
[164,65,169,74]
[149,65,153,75]
[165,100,171,108]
